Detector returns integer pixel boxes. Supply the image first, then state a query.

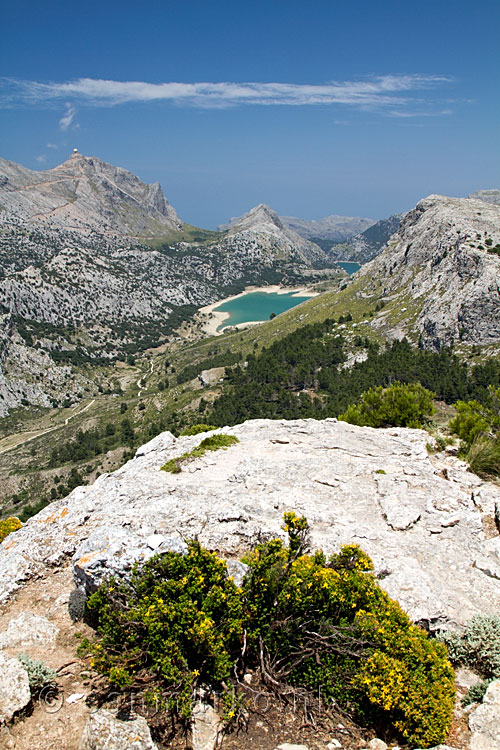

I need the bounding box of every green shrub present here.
[161,434,239,473]
[462,679,491,707]
[466,435,500,477]
[449,390,500,477]
[0,517,22,543]
[449,400,492,444]
[339,382,435,429]
[82,513,455,746]
[438,613,500,679]
[17,653,57,692]
[82,541,244,716]
[180,424,218,436]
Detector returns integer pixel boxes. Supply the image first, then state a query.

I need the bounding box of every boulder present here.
[72,526,187,594]
[78,709,157,750]
[0,653,31,723]
[0,612,59,649]
[191,702,220,750]
[469,679,500,750]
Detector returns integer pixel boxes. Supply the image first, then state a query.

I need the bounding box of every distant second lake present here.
[214,290,313,330]
[336,261,361,274]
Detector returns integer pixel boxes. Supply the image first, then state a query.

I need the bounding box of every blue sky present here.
[1,0,499,228]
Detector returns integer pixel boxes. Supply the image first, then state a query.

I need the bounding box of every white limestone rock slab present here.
[0,653,31,723]
[0,419,499,630]
[0,612,59,649]
[469,680,500,750]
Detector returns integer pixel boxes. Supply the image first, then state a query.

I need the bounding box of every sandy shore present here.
[198,285,318,337]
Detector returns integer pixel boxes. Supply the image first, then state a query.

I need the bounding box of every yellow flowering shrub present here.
[0,517,22,543]
[81,513,455,746]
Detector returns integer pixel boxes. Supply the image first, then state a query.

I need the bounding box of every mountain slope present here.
[330,213,404,263]
[0,157,335,414]
[281,213,374,242]
[350,194,500,348]
[0,151,182,238]
[217,203,328,265]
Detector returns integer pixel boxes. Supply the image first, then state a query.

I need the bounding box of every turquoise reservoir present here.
[336,261,361,274]
[214,291,312,330]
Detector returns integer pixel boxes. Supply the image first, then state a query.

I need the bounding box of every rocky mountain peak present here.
[225,203,284,234]
[0,153,182,237]
[281,213,375,242]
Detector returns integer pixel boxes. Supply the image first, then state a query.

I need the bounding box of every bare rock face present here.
[354,194,500,349]
[1,419,499,632]
[468,680,500,750]
[78,709,158,750]
[0,653,31,723]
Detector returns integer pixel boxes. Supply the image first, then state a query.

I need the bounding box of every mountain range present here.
[1,151,499,417]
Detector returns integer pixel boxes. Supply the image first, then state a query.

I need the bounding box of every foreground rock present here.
[1,419,499,630]
[0,612,59,649]
[78,709,157,750]
[469,680,500,750]
[0,653,31,723]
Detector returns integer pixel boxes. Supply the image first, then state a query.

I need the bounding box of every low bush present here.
[81,513,455,747]
[438,613,500,679]
[465,435,500,477]
[0,516,22,543]
[449,387,500,477]
[17,653,57,693]
[339,381,435,429]
[161,434,239,473]
[180,424,218,436]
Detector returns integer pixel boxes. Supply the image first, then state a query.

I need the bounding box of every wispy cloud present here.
[59,103,77,130]
[0,74,453,115]
[35,154,46,163]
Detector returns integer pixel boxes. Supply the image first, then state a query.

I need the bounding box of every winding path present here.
[0,399,95,456]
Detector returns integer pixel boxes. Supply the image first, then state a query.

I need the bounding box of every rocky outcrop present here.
[0,654,31,724]
[353,194,500,348]
[0,612,59,649]
[1,418,499,631]
[468,680,500,749]
[78,709,158,750]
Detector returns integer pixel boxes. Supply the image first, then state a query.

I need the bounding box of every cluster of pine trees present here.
[207,323,500,427]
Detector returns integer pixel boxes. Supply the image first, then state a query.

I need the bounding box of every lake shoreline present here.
[198,285,318,336]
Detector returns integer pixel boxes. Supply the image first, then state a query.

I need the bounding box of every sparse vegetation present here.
[161,433,240,473]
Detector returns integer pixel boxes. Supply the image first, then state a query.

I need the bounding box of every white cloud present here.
[46,142,58,149]
[59,103,77,130]
[0,74,453,116]
[35,154,46,163]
